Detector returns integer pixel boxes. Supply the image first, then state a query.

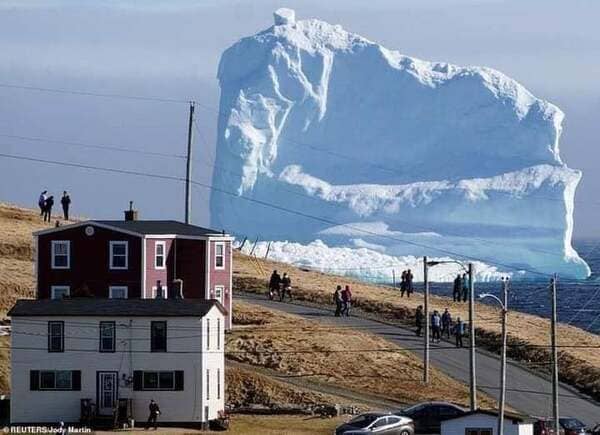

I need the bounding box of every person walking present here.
[333,285,343,317]
[462,272,469,302]
[454,317,464,348]
[268,270,281,300]
[61,191,71,220]
[43,195,54,223]
[145,399,161,430]
[431,310,441,343]
[38,190,47,216]
[281,272,292,301]
[341,285,352,316]
[400,270,407,297]
[441,308,452,339]
[415,305,424,336]
[452,274,462,302]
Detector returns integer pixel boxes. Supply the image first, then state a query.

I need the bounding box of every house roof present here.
[442,409,534,424]
[33,220,230,238]
[8,298,226,318]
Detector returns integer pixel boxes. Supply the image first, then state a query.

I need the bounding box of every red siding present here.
[37,224,142,298]
[144,238,175,298]
[173,239,206,299]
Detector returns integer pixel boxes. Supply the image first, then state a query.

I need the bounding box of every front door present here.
[97,372,118,416]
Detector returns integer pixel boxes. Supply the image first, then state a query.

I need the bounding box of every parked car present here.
[533,417,587,435]
[335,412,414,435]
[395,402,467,434]
[589,423,600,435]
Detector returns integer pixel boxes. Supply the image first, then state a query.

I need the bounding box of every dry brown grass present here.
[234,252,600,401]
[228,301,497,409]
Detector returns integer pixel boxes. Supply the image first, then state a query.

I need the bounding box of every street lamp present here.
[424,258,477,412]
[479,277,510,435]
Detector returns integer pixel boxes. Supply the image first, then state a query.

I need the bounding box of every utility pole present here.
[423,256,430,384]
[551,275,560,435]
[498,277,509,435]
[184,101,195,224]
[468,262,477,411]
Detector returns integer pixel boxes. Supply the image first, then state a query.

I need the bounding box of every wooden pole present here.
[551,275,560,435]
[423,256,430,384]
[184,102,195,224]
[498,278,508,435]
[469,262,477,411]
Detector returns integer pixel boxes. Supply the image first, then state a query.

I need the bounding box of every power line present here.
[0,150,554,277]
[0,82,189,104]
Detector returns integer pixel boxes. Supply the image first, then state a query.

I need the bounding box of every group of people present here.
[38,190,71,223]
[452,273,470,302]
[268,270,293,301]
[414,306,466,347]
[333,285,353,317]
[399,269,414,298]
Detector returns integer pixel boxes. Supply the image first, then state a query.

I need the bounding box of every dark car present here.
[533,417,587,435]
[395,402,467,434]
[335,412,415,435]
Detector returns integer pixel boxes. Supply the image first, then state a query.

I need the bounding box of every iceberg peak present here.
[273,8,296,26]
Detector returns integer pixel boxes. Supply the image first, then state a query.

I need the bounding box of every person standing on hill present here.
[43,196,54,223]
[453,274,462,302]
[415,305,424,336]
[400,270,407,297]
[268,270,281,300]
[341,285,352,316]
[462,272,469,302]
[61,191,71,220]
[441,308,452,339]
[406,269,414,297]
[333,285,343,317]
[38,190,48,216]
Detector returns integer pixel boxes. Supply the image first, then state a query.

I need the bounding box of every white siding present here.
[10,306,225,424]
[441,414,533,435]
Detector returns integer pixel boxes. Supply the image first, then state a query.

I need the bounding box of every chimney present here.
[124,201,138,221]
[172,279,184,299]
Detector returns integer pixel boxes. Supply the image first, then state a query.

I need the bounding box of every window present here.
[372,417,388,428]
[217,318,221,350]
[133,370,183,391]
[99,322,115,352]
[206,318,210,349]
[217,368,221,399]
[109,241,128,270]
[48,321,64,352]
[214,285,224,304]
[215,243,225,269]
[151,321,167,352]
[109,286,128,299]
[51,241,70,269]
[206,369,210,400]
[51,286,70,300]
[32,370,80,390]
[155,241,166,269]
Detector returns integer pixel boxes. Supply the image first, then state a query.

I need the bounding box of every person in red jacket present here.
[341,285,352,316]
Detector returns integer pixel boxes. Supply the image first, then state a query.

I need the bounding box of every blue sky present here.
[0,0,598,237]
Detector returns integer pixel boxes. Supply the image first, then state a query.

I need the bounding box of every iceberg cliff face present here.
[211,9,590,279]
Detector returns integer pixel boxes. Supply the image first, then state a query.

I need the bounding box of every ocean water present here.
[425,239,600,335]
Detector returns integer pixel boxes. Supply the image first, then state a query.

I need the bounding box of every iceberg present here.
[211,9,590,280]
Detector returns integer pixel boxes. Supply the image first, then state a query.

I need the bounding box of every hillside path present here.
[237,292,600,425]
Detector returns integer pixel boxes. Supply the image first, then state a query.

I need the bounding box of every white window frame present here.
[214,242,225,270]
[214,285,224,304]
[155,241,166,270]
[50,285,70,300]
[109,286,128,299]
[151,285,167,299]
[51,240,70,269]
[109,241,128,270]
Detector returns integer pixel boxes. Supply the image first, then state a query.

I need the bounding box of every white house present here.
[9,298,225,426]
[441,410,534,435]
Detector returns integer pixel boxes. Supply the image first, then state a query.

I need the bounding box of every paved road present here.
[237,292,600,425]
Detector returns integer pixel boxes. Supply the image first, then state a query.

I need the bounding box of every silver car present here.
[335,412,415,435]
